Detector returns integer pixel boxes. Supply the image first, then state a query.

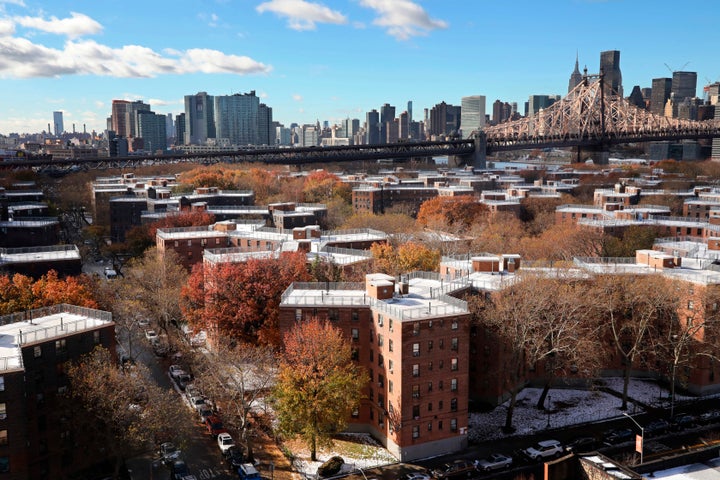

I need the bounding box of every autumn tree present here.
[592,273,682,410]
[64,346,193,479]
[272,318,368,461]
[0,271,98,315]
[180,251,310,346]
[416,195,488,233]
[115,248,188,345]
[370,242,440,276]
[302,170,352,204]
[190,341,276,462]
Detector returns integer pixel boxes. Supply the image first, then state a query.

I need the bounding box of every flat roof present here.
[0,305,113,372]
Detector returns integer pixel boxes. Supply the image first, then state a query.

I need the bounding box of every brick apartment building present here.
[279,273,471,461]
[0,304,115,479]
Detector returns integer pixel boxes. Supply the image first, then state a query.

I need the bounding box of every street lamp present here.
[546,395,552,429]
[623,412,644,465]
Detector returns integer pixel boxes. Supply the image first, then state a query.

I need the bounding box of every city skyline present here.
[0,0,717,135]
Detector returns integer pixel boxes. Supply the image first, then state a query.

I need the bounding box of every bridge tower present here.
[448,131,486,169]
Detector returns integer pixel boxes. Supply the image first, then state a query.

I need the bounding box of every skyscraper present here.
[650,78,672,116]
[214,91,259,146]
[600,50,622,96]
[184,92,215,144]
[52,111,64,136]
[175,113,186,146]
[407,101,413,123]
[527,95,560,117]
[111,100,150,138]
[671,71,698,101]
[366,110,380,144]
[380,104,395,144]
[460,95,486,138]
[137,110,167,152]
[568,53,583,93]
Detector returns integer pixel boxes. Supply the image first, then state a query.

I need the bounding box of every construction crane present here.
[664,62,690,73]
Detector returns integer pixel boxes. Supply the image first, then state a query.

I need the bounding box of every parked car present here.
[205,415,227,437]
[565,436,597,453]
[198,405,214,424]
[476,453,513,472]
[158,442,182,464]
[603,428,634,445]
[699,410,720,424]
[405,473,432,480]
[431,459,476,479]
[238,463,262,480]
[176,373,193,391]
[169,365,186,379]
[189,394,209,412]
[671,414,696,431]
[145,330,158,342]
[645,419,670,436]
[223,446,245,470]
[170,459,190,479]
[217,432,235,453]
[523,440,564,461]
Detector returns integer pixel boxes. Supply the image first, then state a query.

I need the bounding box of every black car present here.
[565,436,598,453]
[603,428,634,445]
[223,446,245,470]
[671,414,696,431]
[644,419,670,436]
[170,459,190,479]
[431,460,476,479]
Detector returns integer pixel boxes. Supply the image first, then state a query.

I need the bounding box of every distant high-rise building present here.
[460,95,486,138]
[258,103,273,146]
[366,110,380,144]
[184,92,215,144]
[165,113,174,140]
[706,82,720,106]
[600,50,622,96]
[214,91,259,146]
[276,126,292,146]
[428,102,461,137]
[137,110,167,152]
[386,118,399,143]
[491,100,512,125]
[302,124,319,147]
[111,99,150,138]
[380,104,395,144]
[627,86,646,109]
[527,95,559,116]
[568,53,583,92]
[399,111,409,140]
[52,111,64,136]
[671,71,697,101]
[175,113,186,146]
[342,118,360,141]
[407,101,413,123]
[650,78,672,116]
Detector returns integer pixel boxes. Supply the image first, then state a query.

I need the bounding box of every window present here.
[450,418,458,432]
[329,309,339,321]
[428,320,433,328]
[93,331,100,344]
[439,380,444,390]
[187,240,192,247]
[451,398,458,412]
[378,314,383,327]
[428,402,433,412]
[427,422,433,432]
[295,309,302,321]
[439,360,444,369]
[451,337,458,351]
[438,420,443,430]
[688,300,694,310]
[451,358,458,371]
[0,403,6,420]
[388,339,393,352]
[412,385,420,399]
[412,405,420,418]
[33,346,41,358]
[388,380,393,393]
[378,354,384,368]
[412,425,419,439]
[369,350,374,362]
[351,328,359,341]
[412,364,419,377]
[351,348,359,361]
[351,408,359,418]
[438,400,443,410]
[369,389,374,402]
[0,376,4,392]
[451,320,458,330]
[388,359,394,373]
[378,394,385,408]
[351,310,359,321]
[0,456,8,473]
[0,430,6,446]
[378,375,384,388]
[428,361,433,371]
[427,381,433,392]
[36,393,44,407]
[412,343,420,357]
[389,318,393,332]
[413,323,420,335]
[427,340,433,352]
[451,378,458,392]
[55,339,67,354]
[439,339,444,349]
[377,334,384,347]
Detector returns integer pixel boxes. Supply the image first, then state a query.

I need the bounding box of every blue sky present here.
[0,0,716,135]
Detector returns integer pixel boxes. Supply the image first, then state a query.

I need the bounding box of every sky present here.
[0,0,717,136]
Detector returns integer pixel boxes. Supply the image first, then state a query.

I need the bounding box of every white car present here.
[406,473,431,480]
[168,365,186,379]
[217,432,235,453]
[145,330,158,342]
[523,440,564,461]
[476,453,513,472]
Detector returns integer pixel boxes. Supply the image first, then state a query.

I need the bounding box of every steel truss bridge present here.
[3,74,720,173]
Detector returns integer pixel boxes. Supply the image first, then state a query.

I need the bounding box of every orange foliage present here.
[302,170,351,203]
[0,271,98,315]
[147,210,216,240]
[416,195,488,231]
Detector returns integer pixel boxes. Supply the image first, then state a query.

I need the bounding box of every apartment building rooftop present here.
[0,304,113,372]
[0,245,80,265]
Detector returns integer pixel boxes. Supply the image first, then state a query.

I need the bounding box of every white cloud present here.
[0,0,25,6]
[359,0,447,40]
[14,12,102,39]
[292,94,303,101]
[256,0,346,31]
[0,18,14,35]
[0,37,272,78]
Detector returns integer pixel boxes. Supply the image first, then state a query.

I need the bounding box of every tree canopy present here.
[0,271,97,315]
